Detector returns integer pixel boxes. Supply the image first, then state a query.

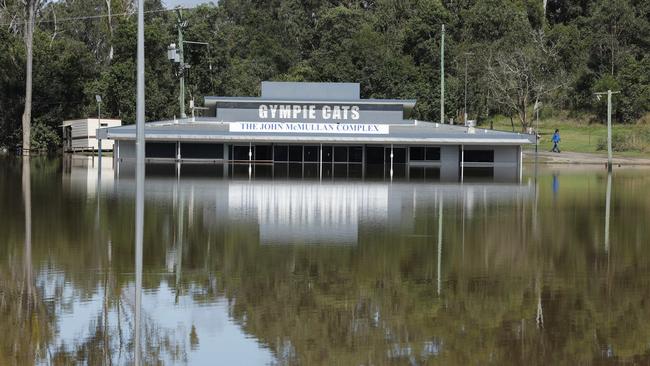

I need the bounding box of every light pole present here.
[440,24,445,124]
[463,52,474,125]
[95,95,102,159]
[595,90,620,170]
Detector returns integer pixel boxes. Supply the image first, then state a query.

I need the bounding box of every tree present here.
[20,0,44,154]
[486,30,566,130]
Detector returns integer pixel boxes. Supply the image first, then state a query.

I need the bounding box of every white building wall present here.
[64,118,120,151]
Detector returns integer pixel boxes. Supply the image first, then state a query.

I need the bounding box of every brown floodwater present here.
[1,156,649,365]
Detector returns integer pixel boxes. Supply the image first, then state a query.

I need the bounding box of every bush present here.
[596,127,650,152]
[30,123,61,152]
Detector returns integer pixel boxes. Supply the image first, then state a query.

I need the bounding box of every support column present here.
[176,141,181,161]
[390,144,394,181]
[223,143,229,178]
[518,146,524,183]
[319,143,323,181]
[460,144,464,183]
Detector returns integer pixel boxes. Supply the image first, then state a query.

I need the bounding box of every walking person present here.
[551,129,561,153]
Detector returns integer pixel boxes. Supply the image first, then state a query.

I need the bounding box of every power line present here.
[0,7,194,27]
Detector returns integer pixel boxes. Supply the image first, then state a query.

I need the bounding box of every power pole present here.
[463,52,474,125]
[595,89,620,170]
[440,24,445,124]
[134,0,145,364]
[177,8,187,119]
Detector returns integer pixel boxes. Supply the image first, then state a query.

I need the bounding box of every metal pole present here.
[177,9,186,119]
[390,144,394,181]
[440,24,445,124]
[134,0,145,363]
[437,196,443,296]
[98,102,102,158]
[535,108,539,155]
[460,145,464,183]
[605,170,612,253]
[607,90,613,170]
[464,55,468,125]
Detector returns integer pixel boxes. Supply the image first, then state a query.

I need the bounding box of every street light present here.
[95,94,102,120]
[594,89,620,170]
[95,95,102,158]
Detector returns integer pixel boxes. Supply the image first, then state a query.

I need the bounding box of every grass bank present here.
[486,115,650,157]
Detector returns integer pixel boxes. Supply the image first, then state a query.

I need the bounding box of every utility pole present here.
[168,19,210,120]
[595,90,620,170]
[463,52,474,125]
[134,0,145,364]
[440,24,445,124]
[177,8,187,119]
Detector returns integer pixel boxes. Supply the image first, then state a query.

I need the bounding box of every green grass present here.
[485,115,650,157]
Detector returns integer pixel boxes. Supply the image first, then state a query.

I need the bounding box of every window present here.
[274,145,288,162]
[289,146,303,162]
[145,142,176,158]
[464,150,494,163]
[425,147,441,161]
[321,146,333,162]
[303,146,318,162]
[409,146,440,161]
[255,145,273,160]
[334,146,348,162]
[348,146,363,163]
[180,143,224,159]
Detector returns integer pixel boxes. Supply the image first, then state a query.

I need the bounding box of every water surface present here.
[1,156,649,365]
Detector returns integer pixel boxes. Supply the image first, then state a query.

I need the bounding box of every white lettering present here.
[257,104,361,120]
[322,106,331,119]
[259,105,268,119]
[332,106,342,120]
[351,106,360,120]
[231,122,388,134]
[340,105,350,119]
[292,105,301,119]
[279,105,291,119]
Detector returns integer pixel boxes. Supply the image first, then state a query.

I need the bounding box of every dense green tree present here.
[1,0,649,150]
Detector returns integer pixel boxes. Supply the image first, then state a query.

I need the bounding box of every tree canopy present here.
[0,0,649,148]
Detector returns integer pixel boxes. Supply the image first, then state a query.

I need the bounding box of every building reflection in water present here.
[106,163,533,248]
[53,160,534,364]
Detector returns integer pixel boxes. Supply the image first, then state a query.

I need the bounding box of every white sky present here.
[163,0,215,8]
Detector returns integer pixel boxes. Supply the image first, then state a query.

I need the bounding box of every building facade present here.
[98,82,533,181]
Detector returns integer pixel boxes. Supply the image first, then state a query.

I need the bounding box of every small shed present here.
[62,118,121,152]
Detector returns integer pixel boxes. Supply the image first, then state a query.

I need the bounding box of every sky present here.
[163,0,215,8]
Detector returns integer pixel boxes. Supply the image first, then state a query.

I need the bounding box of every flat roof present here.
[205,96,416,107]
[98,118,534,145]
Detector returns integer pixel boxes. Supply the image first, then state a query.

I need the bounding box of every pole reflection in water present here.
[437,194,443,296]
[22,156,33,304]
[605,171,612,253]
[175,179,184,303]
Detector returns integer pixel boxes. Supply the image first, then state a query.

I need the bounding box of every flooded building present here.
[98,82,533,181]
[63,118,121,152]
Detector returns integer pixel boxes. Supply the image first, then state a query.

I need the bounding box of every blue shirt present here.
[552,133,561,143]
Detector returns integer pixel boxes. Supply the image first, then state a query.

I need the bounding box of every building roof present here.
[98,118,534,145]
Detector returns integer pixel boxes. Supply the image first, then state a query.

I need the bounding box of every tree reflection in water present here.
[1,159,650,364]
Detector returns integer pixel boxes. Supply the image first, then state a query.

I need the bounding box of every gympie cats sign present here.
[230,122,389,135]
